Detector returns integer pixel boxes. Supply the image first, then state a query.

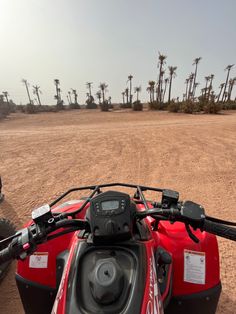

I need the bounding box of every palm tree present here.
[204,76,211,98]
[227,77,236,101]
[121,91,125,104]
[71,89,78,104]
[157,52,167,102]
[99,82,108,103]
[127,75,133,104]
[86,82,93,97]
[217,83,225,102]
[2,91,9,104]
[187,73,195,100]
[54,79,62,104]
[168,66,177,103]
[222,64,234,102]
[185,78,189,101]
[147,81,155,103]
[96,91,102,104]
[207,74,214,100]
[162,78,169,102]
[134,86,141,102]
[125,88,129,104]
[146,86,152,103]
[68,91,72,104]
[193,82,200,99]
[22,79,33,104]
[32,85,42,106]
[192,57,202,97]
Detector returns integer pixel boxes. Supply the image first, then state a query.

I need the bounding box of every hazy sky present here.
[0,0,235,105]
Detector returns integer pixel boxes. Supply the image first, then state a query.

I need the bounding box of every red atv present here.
[0,183,235,314]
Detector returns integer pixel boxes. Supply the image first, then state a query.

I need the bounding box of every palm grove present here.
[0,53,235,118]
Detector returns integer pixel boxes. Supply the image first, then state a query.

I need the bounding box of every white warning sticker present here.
[29,252,48,268]
[184,250,205,284]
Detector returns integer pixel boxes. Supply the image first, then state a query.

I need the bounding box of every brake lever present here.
[185,223,199,243]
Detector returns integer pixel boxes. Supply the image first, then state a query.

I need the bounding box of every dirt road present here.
[0,110,235,313]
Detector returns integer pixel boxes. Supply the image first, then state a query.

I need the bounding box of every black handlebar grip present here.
[0,247,13,264]
[202,220,236,241]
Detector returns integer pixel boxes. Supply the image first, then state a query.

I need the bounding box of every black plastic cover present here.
[165,283,221,314]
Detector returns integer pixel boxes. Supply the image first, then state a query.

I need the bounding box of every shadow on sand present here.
[0,200,23,227]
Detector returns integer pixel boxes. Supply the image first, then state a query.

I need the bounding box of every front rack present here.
[50,183,163,215]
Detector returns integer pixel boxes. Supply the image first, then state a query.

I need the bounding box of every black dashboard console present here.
[88,191,135,243]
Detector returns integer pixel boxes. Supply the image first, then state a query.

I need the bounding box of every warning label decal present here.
[29,252,48,268]
[184,249,205,285]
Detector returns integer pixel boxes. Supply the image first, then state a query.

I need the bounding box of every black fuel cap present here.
[88,257,124,305]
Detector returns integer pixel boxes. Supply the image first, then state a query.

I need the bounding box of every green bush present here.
[132,100,143,111]
[69,103,80,110]
[0,99,16,119]
[86,102,97,109]
[168,101,180,112]
[148,101,167,110]
[100,101,109,111]
[222,101,236,110]
[120,103,132,109]
[56,101,64,111]
[25,103,37,114]
[203,102,221,114]
[180,100,194,114]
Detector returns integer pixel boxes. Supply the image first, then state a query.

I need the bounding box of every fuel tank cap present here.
[88,257,124,305]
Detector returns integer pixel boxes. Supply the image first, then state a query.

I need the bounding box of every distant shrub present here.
[222,101,236,110]
[86,102,97,109]
[120,103,132,109]
[132,100,143,111]
[168,101,180,112]
[25,103,37,114]
[0,99,16,119]
[38,105,59,112]
[148,101,167,110]
[69,103,80,110]
[203,102,221,114]
[100,101,109,112]
[56,101,64,111]
[180,100,194,114]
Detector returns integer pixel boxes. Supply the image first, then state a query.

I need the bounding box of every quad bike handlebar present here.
[0,185,235,265]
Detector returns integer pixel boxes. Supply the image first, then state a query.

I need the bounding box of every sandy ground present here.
[0,109,235,313]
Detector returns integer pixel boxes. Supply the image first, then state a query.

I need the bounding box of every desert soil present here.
[0,109,235,313]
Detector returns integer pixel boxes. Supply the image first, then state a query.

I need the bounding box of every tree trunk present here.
[222,69,230,102]
[217,86,223,102]
[168,75,173,103]
[185,81,189,100]
[188,78,193,100]
[163,81,168,102]
[25,83,32,104]
[192,63,199,98]
[37,92,42,106]
[157,64,163,102]
[129,80,132,104]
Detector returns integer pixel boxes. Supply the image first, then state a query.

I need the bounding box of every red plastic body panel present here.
[16,201,89,288]
[140,239,164,314]
[151,219,220,295]
[16,200,221,313]
[51,234,80,314]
